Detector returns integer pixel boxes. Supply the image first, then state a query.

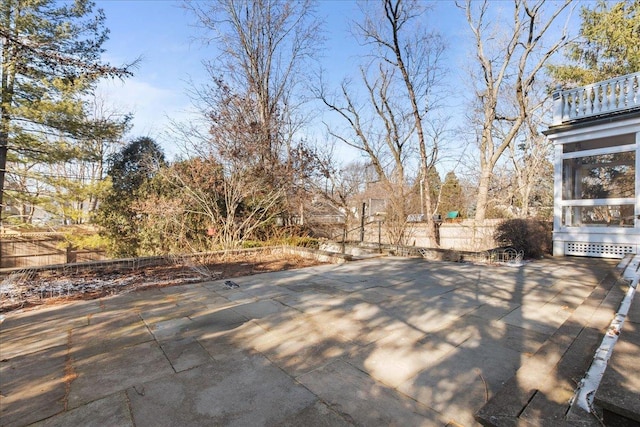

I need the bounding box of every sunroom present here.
[545,71,640,258]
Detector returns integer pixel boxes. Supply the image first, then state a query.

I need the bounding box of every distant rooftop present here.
[551,71,640,126]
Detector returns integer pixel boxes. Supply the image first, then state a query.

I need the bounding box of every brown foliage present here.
[494,218,552,259]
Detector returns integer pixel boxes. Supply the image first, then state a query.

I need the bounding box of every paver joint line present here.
[476,257,636,427]
[0,256,624,427]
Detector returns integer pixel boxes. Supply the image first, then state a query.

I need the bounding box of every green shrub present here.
[241,240,264,249]
[494,219,552,259]
[60,232,110,251]
[277,236,319,249]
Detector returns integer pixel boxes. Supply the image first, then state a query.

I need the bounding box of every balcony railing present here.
[552,71,640,125]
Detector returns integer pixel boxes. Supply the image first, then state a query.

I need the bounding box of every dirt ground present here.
[0,252,324,313]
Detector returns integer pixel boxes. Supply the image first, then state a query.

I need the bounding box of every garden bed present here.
[0,251,323,313]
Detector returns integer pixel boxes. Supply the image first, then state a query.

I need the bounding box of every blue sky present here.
[94,0,579,177]
[95,0,472,162]
[96,0,203,155]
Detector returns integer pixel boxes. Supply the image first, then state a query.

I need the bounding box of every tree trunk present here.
[384,0,438,246]
[0,5,16,226]
[475,168,492,221]
[521,185,531,218]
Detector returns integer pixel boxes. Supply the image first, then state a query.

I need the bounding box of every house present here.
[545,71,640,258]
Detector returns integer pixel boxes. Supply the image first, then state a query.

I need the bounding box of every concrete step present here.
[594,283,640,425]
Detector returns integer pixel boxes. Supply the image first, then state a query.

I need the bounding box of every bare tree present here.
[358,0,447,235]
[508,115,553,218]
[318,66,414,244]
[464,0,570,220]
[318,0,447,245]
[82,93,132,212]
[4,162,40,223]
[185,0,321,168]
[311,141,367,240]
[461,0,571,220]
[184,0,323,230]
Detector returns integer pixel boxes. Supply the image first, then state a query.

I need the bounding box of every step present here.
[475,261,629,426]
[594,285,640,425]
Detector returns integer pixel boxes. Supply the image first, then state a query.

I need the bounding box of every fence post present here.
[360,202,366,243]
[66,245,77,264]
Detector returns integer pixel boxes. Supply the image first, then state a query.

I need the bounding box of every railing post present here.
[593,83,601,113]
[625,75,634,107]
[607,81,616,110]
[578,88,585,118]
[552,85,563,125]
[585,86,594,115]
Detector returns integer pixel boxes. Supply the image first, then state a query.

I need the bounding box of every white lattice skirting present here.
[565,242,637,258]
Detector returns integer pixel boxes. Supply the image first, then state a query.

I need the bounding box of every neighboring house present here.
[545,71,640,258]
[306,198,346,225]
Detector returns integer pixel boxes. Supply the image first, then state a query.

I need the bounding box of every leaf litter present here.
[0,253,321,313]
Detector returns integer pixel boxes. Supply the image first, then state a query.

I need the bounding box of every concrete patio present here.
[0,256,623,426]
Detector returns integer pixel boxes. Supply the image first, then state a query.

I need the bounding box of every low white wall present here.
[339,219,503,252]
[439,219,503,252]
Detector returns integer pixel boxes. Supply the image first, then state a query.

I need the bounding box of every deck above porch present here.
[552,71,640,125]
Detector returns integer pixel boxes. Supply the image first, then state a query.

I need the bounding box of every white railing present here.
[552,71,640,125]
